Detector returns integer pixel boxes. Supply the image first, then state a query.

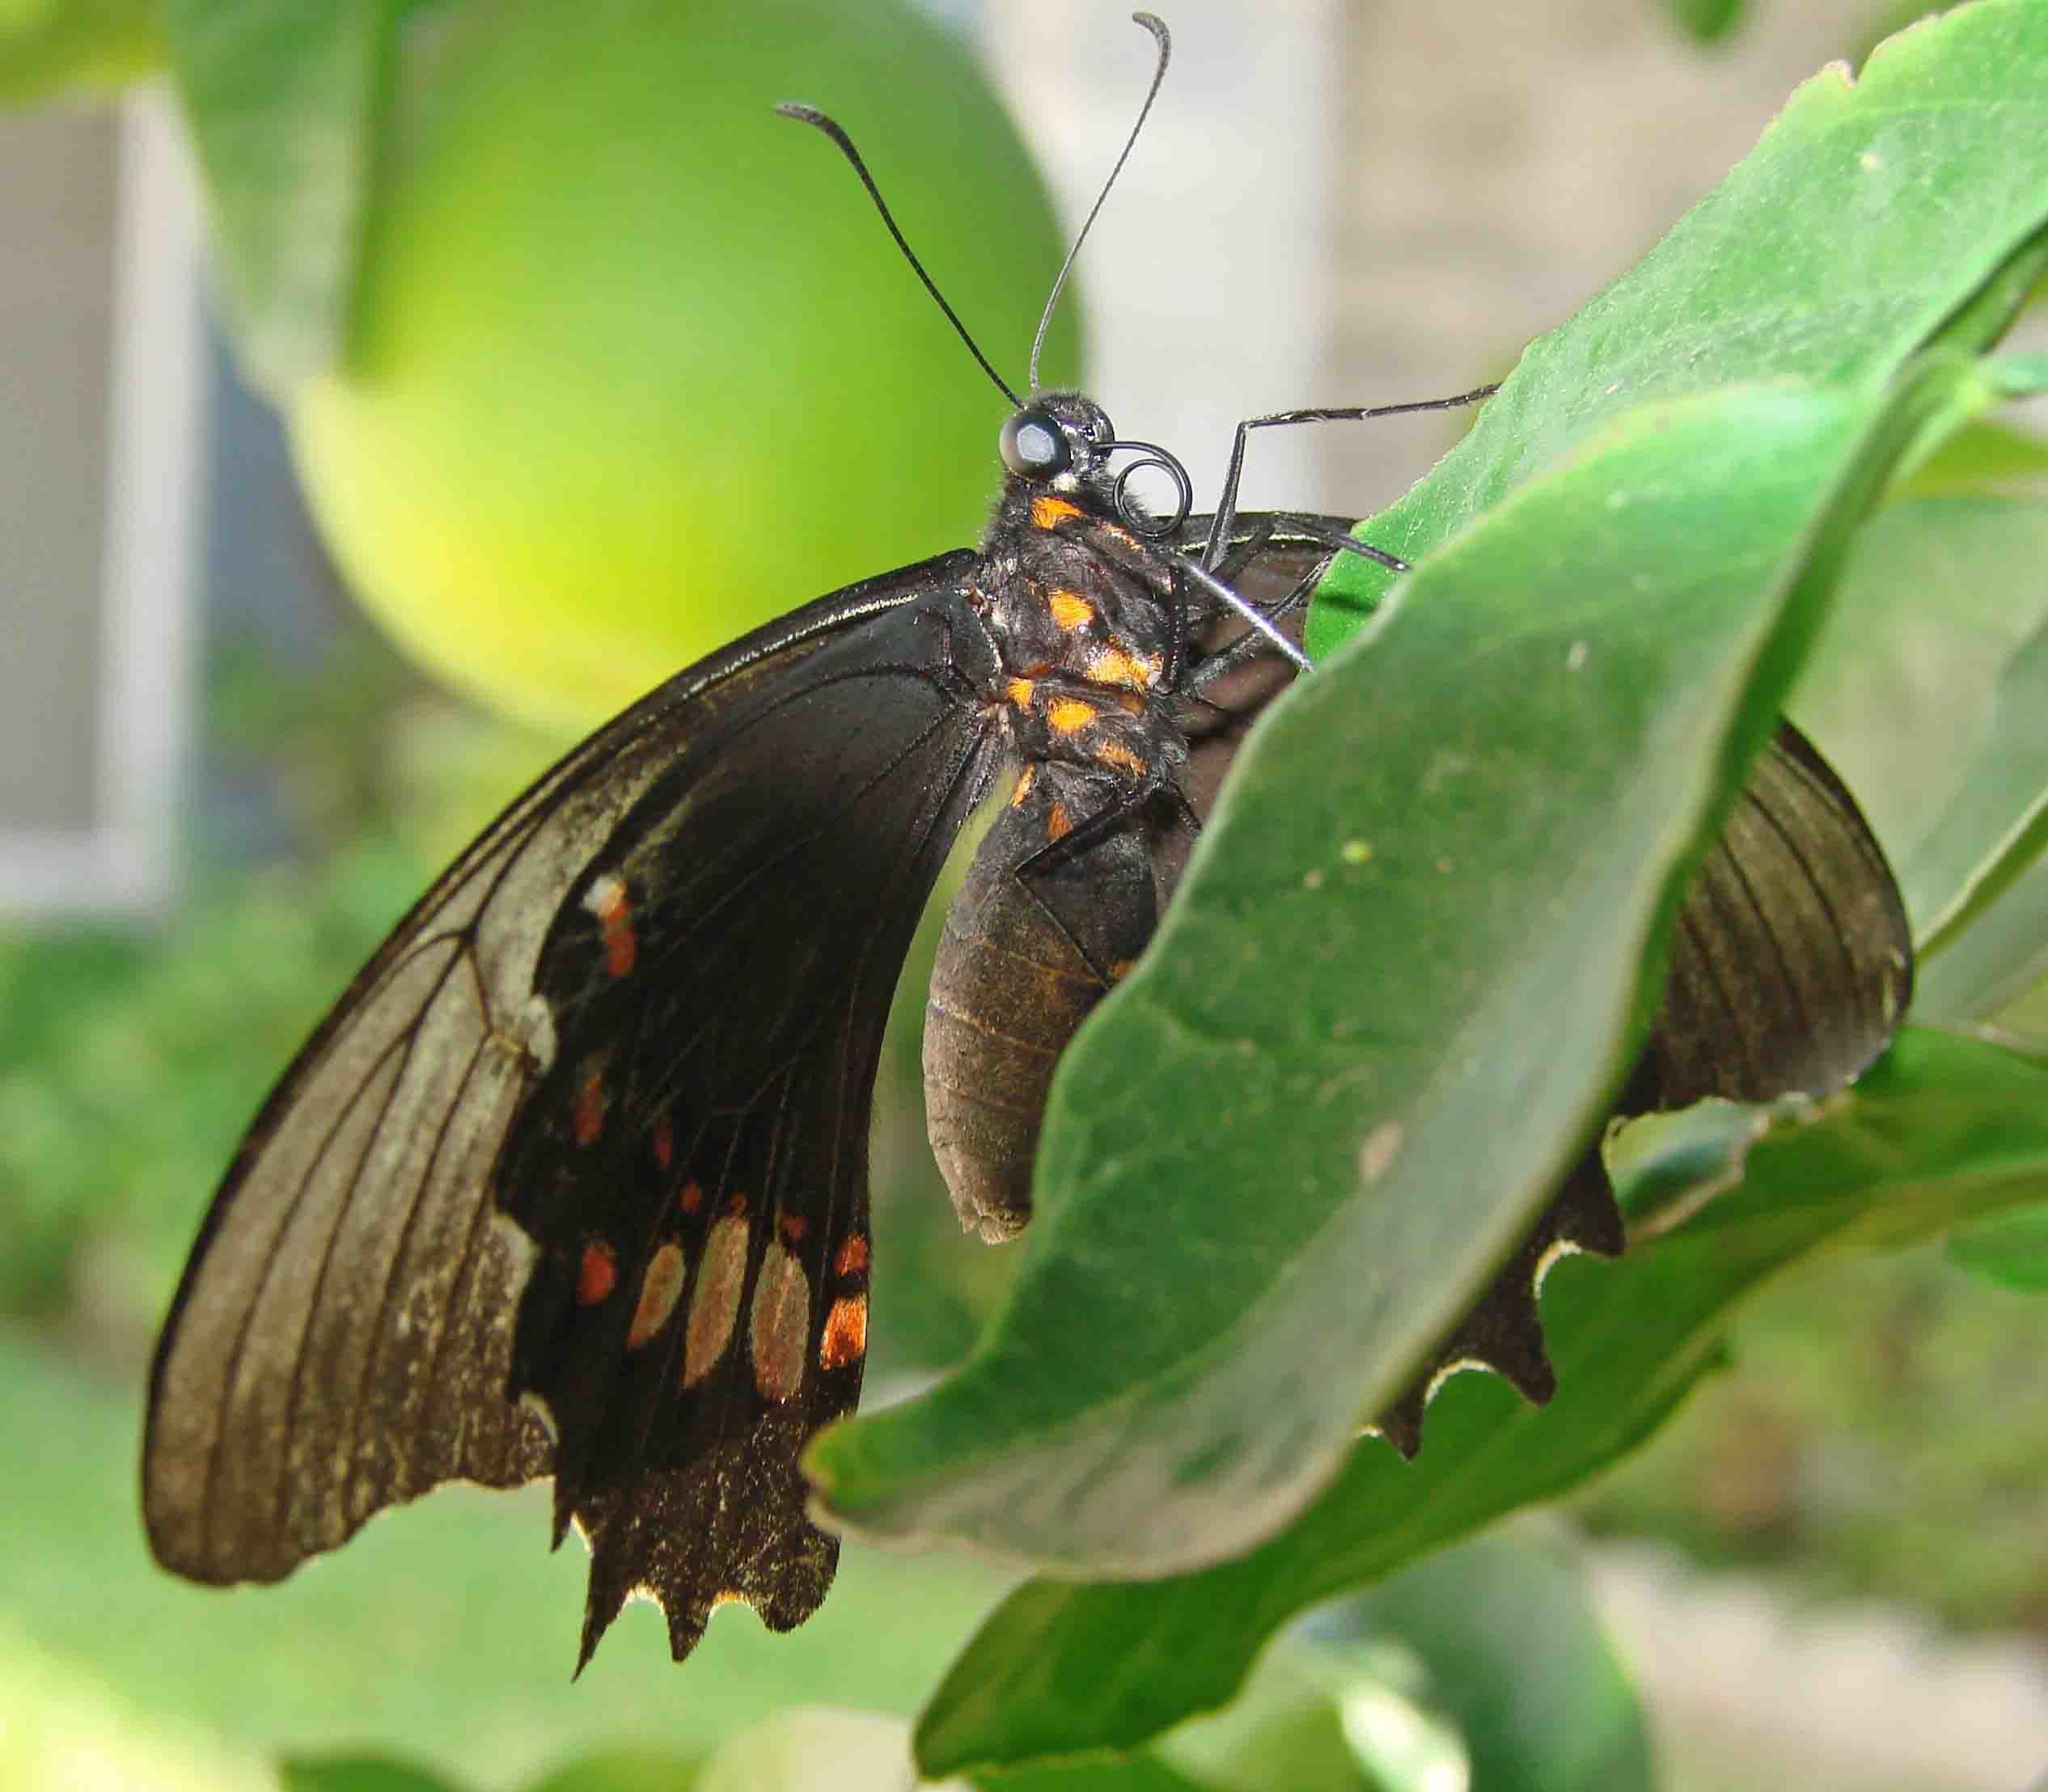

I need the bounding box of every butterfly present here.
[144,15,1912,1672]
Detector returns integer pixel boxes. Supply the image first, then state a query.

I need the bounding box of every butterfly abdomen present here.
[924,767,1159,1240]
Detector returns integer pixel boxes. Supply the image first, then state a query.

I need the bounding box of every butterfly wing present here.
[1166,520,1911,1452]
[144,550,1003,1666]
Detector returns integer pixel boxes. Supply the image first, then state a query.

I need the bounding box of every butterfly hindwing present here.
[143,552,1001,1665]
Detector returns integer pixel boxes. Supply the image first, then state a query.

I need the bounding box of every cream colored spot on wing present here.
[750,1240,811,1403]
[628,1241,687,1350]
[683,1215,749,1386]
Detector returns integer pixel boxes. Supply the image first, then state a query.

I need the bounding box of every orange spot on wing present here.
[1047,588,1094,630]
[726,1192,748,1219]
[679,1180,704,1215]
[573,1071,607,1146]
[653,1117,674,1170]
[1031,495,1081,530]
[577,1241,617,1306]
[819,1294,869,1371]
[627,1242,687,1348]
[834,1233,870,1278]
[1006,675,1036,710]
[749,1244,810,1402]
[1047,802,1073,842]
[1009,764,1036,807]
[1094,739,1147,777]
[1047,697,1097,735]
[778,1213,808,1247]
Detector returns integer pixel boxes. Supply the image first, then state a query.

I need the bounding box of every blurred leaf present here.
[164,0,396,393]
[523,1751,701,1792]
[974,1759,1209,1792]
[1308,0,2048,654]
[810,357,1980,1578]
[1660,0,1743,45]
[1913,851,2048,1021]
[912,1028,2048,1775]
[0,0,160,97]
[1313,1533,1652,1792]
[1948,1203,2048,1291]
[1790,494,2048,945]
[282,1756,469,1792]
[1894,414,2048,500]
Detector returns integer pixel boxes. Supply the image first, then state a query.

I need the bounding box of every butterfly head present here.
[999,391,1191,539]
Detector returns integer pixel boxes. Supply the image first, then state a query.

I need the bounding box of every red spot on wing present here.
[574,1071,607,1146]
[726,1192,748,1219]
[778,1213,808,1247]
[653,1116,674,1169]
[586,873,637,978]
[679,1180,704,1215]
[577,1242,618,1306]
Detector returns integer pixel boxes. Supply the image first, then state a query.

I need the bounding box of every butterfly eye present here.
[999,408,1073,478]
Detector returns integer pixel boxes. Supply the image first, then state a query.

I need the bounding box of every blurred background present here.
[4,0,2046,1787]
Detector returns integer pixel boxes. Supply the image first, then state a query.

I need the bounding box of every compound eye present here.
[999,408,1073,478]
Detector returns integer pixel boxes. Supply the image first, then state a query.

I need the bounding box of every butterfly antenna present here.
[776,102,1021,408]
[1027,11,1171,394]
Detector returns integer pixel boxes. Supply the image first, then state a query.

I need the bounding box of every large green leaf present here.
[914,1027,2048,1775]
[163,0,396,393]
[808,357,1982,1574]
[1307,0,2048,658]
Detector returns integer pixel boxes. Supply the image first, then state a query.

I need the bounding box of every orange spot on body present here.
[819,1294,869,1371]
[749,1244,810,1402]
[1085,646,1162,690]
[1094,739,1147,777]
[1009,764,1036,807]
[1006,675,1036,710]
[1047,803,1073,841]
[1031,495,1081,530]
[573,1070,607,1146]
[1047,697,1097,735]
[577,1242,617,1307]
[628,1242,687,1349]
[679,1180,704,1215]
[834,1233,870,1278]
[1047,588,1094,631]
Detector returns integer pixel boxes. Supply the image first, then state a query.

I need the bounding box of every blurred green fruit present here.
[289,0,1074,733]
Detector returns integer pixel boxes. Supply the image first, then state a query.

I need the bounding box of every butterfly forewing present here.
[144,553,999,1661]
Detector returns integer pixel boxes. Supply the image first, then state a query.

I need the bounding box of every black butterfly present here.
[144,16,1911,1672]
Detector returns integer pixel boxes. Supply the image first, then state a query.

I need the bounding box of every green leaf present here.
[163,0,396,394]
[1306,0,2048,657]
[1312,1534,1652,1792]
[0,0,161,99]
[809,358,1981,1577]
[1789,495,2048,944]
[1948,1202,2048,1291]
[522,1750,704,1792]
[281,1757,470,1792]
[912,1027,2048,1776]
